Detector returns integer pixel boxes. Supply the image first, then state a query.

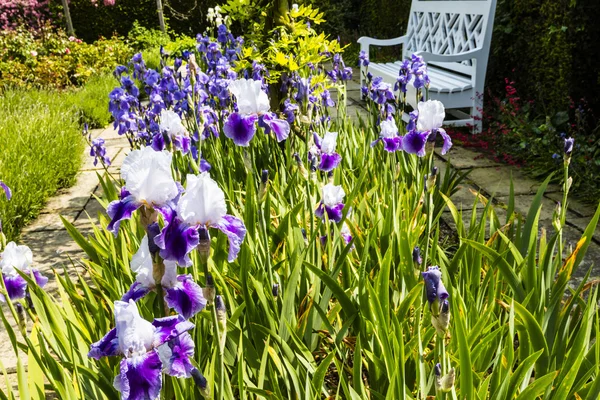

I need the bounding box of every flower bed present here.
[1,14,599,400]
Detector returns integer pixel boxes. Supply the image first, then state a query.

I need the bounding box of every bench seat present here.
[371,62,473,93]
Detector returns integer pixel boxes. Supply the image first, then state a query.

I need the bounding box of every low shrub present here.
[0,26,133,89]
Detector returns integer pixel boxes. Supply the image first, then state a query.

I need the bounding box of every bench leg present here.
[472,92,483,134]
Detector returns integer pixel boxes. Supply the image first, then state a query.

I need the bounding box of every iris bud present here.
[203,273,215,302]
[197,228,211,263]
[191,368,210,398]
[412,246,422,265]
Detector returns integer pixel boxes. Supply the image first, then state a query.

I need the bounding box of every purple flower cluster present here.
[395,54,430,93]
[90,138,111,166]
[326,53,353,83]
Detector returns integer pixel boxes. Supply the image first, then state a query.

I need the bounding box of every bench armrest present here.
[414,49,482,63]
[357,35,407,51]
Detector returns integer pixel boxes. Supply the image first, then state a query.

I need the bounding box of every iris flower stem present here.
[423,151,435,268]
[261,206,274,295]
[558,159,569,269]
[200,256,223,400]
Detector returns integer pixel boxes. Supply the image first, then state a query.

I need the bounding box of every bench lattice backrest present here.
[404,0,495,75]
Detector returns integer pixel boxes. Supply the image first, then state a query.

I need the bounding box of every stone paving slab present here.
[40,171,99,214]
[466,167,561,197]
[568,218,600,243]
[436,146,502,169]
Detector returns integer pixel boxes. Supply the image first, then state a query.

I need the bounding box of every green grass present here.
[0,74,116,240]
[64,74,115,129]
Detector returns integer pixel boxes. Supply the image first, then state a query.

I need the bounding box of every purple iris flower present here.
[155,109,191,154]
[157,332,196,378]
[0,180,11,200]
[88,300,194,400]
[370,77,395,104]
[321,90,335,108]
[315,183,345,223]
[371,118,402,152]
[259,113,291,142]
[421,266,449,309]
[107,148,180,235]
[358,50,369,67]
[410,54,430,90]
[283,99,298,124]
[416,100,452,155]
[122,235,207,319]
[224,79,290,146]
[155,172,246,266]
[0,242,47,303]
[310,131,342,172]
[114,65,128,78]
[90,138,111,166]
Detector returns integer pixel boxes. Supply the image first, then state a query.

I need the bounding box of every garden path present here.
[1,72,599,392]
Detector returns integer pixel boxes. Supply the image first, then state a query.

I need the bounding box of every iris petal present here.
[319,153,342,172]
[213,215,246,262]
[1,274,27,302]
[157,332,195,378]
[438,128,452,155]
[107,195,142,236]
[223,112,258,147]
[88,328,121,359]
[402,131,430,157]
[151,315,194,348]
[116,351,162,400]
[164,275,207,319]
[155,217,199,267]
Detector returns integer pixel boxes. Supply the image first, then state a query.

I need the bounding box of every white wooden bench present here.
[358,0,497,132]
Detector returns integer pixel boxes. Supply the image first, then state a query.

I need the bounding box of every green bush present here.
[127,21,171,51]
[0,89,85,240]
[0,26,133,89]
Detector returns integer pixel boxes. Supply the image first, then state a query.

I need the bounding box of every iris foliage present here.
[1,18,600,400]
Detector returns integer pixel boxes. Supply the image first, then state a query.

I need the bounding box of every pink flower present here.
[30,50,38,57]
[65,48,71,55]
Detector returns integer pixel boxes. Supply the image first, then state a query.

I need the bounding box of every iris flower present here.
[154,109,191,154]
[422,266,451,334]
[310,131,342,172]
[107,148,180,235]
[224,78,290,146]
[403,100,452,156]
[0,242,47,302]
[371,119,402,152]
[155,172,246,266]
[122,235,207,319]
[89,300,194,400]
[316,183,345,223]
